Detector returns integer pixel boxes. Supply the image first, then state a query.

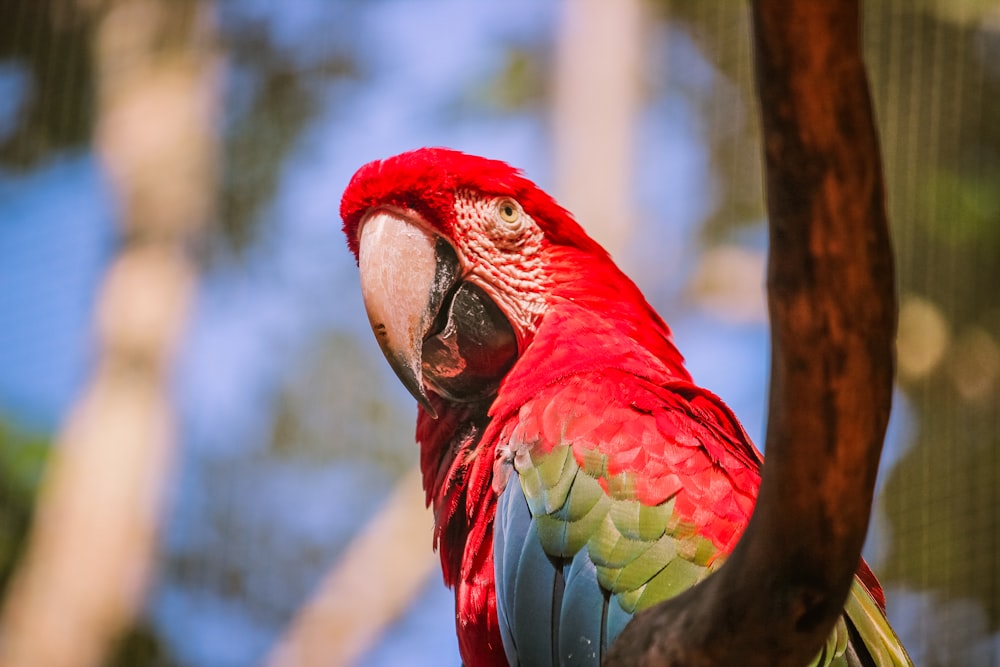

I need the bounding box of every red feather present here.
[341,148,605,260]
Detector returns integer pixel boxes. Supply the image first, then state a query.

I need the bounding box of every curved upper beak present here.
[357,210,460,418]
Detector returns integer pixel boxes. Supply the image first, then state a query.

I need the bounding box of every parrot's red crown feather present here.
[340,147,606,259]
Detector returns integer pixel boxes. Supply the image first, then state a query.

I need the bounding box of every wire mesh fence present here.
[0,1,996,665]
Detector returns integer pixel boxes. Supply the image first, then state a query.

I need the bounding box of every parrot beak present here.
[357,209,460,418]
[358,208,519,418]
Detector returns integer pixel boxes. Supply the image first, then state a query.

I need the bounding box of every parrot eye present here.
[488,196,531,246]
[497,199,520,225]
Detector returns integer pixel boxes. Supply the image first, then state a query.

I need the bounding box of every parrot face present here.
[354,198,528,411]
[342,148,599,415]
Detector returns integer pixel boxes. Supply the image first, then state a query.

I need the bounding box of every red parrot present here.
[340,148,911,666]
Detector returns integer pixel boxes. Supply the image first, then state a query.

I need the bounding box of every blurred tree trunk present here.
[605,1,895,664]
[265,468,437,667]
[552,0,645,261]
[0,2,217,666]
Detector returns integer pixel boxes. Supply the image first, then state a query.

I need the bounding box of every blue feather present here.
[558,550,603,666]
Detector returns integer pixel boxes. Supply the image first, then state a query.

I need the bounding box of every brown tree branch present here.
[604,2,894,665]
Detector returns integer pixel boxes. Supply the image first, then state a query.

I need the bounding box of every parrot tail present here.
[834,577,914,667]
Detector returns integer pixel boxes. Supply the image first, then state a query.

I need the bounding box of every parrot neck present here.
[415,396,496,581]
[416,396,507,665]
[542,244,690,380]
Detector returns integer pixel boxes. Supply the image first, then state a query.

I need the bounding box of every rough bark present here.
[604,2,894,665]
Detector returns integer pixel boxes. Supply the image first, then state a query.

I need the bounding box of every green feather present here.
[587,513,652,570]
[533,459,612,557]
[535,444,576,514]
[578,446,608,478]
[553,464,605,522]
[633,555,706,612]
[521,440,715,609]
[597,533,677,592]
[843,580,913,666]
[608,497,672,542]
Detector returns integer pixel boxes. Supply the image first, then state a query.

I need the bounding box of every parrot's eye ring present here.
[497,199,520,225]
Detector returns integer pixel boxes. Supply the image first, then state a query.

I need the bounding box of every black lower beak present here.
[357,210,517,417]
[422,281,517,402]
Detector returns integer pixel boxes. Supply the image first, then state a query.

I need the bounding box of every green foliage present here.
[109,620,180,667]
[0,0,95,166]
[870,8,1000,633]
[0,421,48,594]
[466,47,547,112]
[216,23,357,255]
[651,1,764,245]
[268,332,417,469]
[0,423,178,665]
[0,0,359,257]
[920,165,1000,247]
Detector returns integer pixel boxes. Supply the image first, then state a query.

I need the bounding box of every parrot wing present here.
[491,369,911,666]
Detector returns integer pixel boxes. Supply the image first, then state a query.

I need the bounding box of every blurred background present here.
[0,1,997,665]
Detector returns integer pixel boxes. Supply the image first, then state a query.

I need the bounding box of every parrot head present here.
[341,147,681,418]
[341,148,607,416]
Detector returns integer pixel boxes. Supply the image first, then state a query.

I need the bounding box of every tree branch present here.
[604,2,894,665]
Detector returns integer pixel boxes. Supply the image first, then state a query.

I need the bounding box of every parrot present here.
[340,147,912,666]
